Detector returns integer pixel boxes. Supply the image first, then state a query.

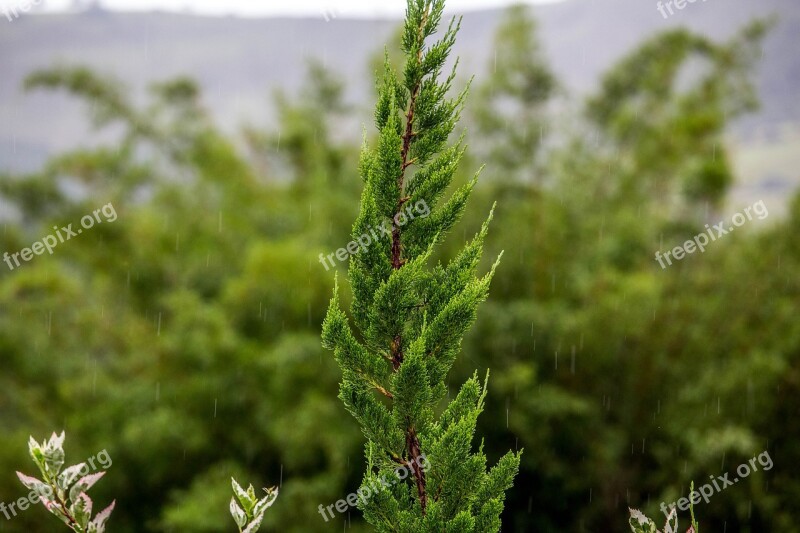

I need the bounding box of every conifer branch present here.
[322,1,521,528]
[373,383,395,399]
[390,1,434,514]
[405,426,428,512]
[391,1,429,272]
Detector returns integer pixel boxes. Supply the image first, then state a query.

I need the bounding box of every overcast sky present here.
[1,0,563,18]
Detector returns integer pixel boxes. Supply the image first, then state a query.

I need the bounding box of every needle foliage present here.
[322,1,520,531]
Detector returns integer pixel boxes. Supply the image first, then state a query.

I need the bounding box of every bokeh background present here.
[1,0,798,531]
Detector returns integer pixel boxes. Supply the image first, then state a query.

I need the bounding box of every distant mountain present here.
[1,0,798,193]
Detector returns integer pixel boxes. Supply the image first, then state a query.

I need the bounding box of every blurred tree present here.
[243,59,361,248]
[471,3,557,186]
[0,6,795,533]
[454,11,782,533]
[586,21,770,219]
[0,65,366,532]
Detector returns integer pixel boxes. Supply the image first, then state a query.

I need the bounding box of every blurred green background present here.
[0,3,798,532]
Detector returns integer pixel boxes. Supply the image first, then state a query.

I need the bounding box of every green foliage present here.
[0,3,796,533]
[322,1,520,530]
[16,432,114,533]
[229,478,278,533]
[586,21,770,209]
[628,491,699,533]
[471,3,556,184]
[456,9,786,533]
[1,59,361,532]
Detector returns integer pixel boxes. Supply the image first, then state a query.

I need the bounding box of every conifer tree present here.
[322,0,520,530]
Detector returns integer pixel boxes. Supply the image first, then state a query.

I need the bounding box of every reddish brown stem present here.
[406,428,427,512]
[387,4,430,516]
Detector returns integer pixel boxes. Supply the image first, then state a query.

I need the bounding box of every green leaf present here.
[16,471,50,498]
[663,504,678,533]
[87,500,115,533]
[70,492,92,530]
[42,432,66,478]
[230,497,247,528]
[57,463,88,491]
[253,487,279,518]
[629,508,658,533]
[28,436,46,473]
[242,511,264,533]
[231,477,255,515]
[69,472,105,506]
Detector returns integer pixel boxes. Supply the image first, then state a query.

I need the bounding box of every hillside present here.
[0,0,798,206]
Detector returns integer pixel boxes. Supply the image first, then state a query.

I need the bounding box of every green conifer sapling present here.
[322,0,521,530]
